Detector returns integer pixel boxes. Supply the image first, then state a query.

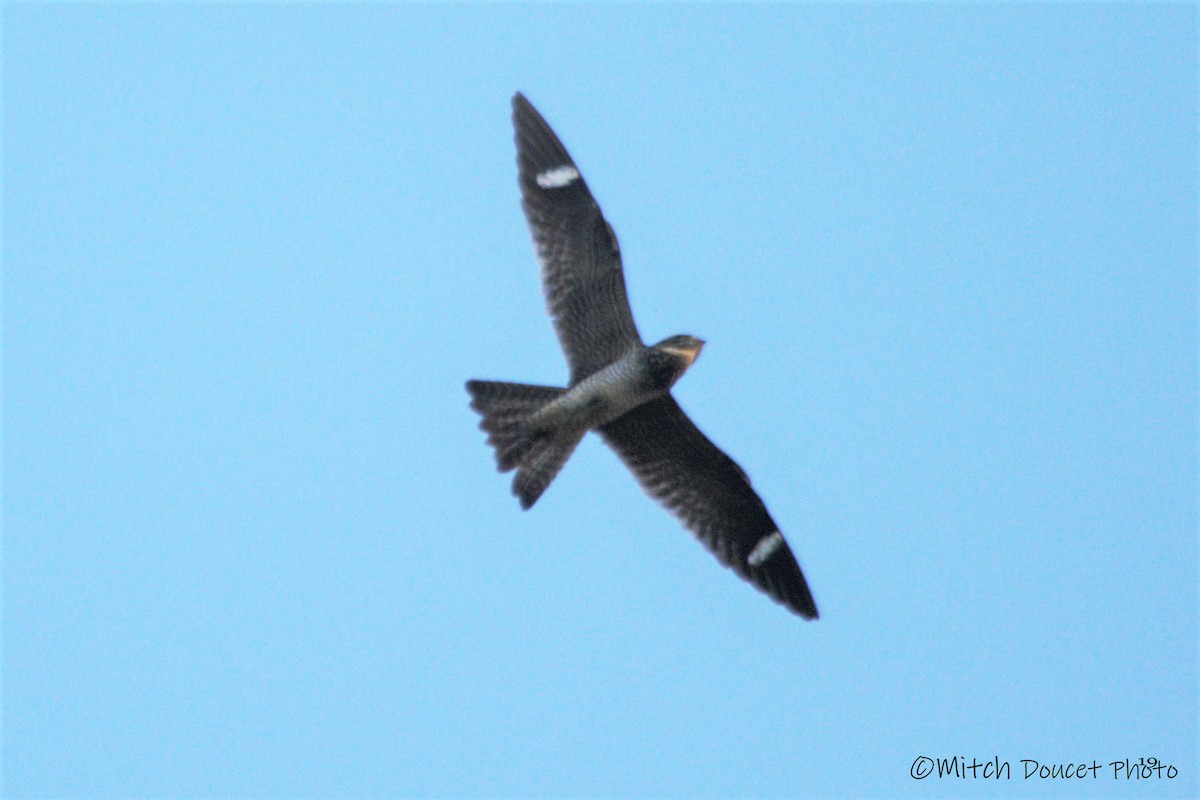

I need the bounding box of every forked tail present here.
[465,380,583,509]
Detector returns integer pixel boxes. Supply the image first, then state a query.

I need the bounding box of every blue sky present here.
[3,4,1195,798]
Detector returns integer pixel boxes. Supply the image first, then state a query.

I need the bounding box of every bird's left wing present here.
[513,93,642,384]
[599,396,819,619]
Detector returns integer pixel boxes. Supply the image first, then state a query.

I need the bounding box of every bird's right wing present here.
[599,396,819,619]
[513,93,642,384]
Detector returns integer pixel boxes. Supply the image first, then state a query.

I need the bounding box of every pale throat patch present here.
[747,530,784,567]
[661,345,700,368]
[536,165,580,189]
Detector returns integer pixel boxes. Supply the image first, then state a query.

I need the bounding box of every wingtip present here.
[789,584,819,620]
[792,592,819,620]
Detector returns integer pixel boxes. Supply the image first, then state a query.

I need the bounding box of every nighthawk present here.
[466,93,818,619]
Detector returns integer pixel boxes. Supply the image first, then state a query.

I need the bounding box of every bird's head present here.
[651,334,706,385]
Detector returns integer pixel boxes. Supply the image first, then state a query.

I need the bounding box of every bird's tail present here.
[465,380,584,509]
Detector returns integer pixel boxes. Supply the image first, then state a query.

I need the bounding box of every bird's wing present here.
[599,396,819,619]
[513,93,642,384]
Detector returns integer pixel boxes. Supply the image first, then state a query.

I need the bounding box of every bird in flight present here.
[466,93,818,619]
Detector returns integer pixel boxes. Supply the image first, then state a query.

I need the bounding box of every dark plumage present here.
[466,93,818,619]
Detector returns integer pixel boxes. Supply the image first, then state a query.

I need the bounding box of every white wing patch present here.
[747,530,784,567]
[536,165,580,189]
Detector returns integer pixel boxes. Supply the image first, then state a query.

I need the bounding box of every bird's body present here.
[526,336,703,434]
[466,93,819,619]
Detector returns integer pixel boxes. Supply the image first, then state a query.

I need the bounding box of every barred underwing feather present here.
[600,396,818,619]
[513,93,642,385]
